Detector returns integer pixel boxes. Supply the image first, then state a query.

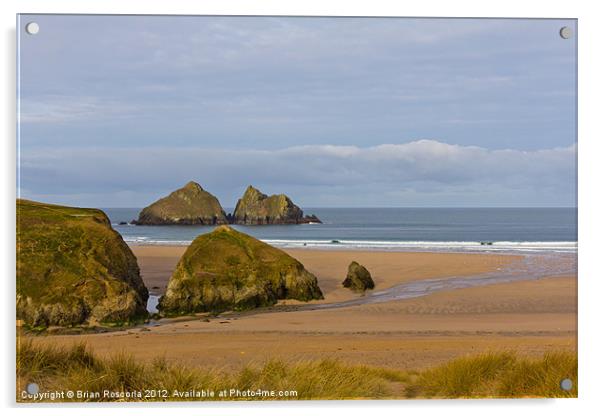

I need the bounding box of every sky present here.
[17,15,577,208]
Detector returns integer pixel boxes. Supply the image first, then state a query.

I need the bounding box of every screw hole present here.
[560,378,573,391]
[26,382,39,394]
[559,26,572,39]
[25,22,39,35]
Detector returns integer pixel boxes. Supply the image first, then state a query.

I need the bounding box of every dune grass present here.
[405,350,577,398]
[17,341,407,401]
[17,341,576,401]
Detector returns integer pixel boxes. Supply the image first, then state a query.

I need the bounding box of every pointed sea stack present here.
[16,199,149,327]
[134,181,228,225]
[232,185,321,225]
[158,225,324,314]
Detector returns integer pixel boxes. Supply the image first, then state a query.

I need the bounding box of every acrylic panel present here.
[16,14,577,402]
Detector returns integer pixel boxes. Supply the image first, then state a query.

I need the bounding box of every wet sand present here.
[26,248,576,371]
[134,246,520,300]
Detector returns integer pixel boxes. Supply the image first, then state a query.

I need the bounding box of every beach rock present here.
[134,181,228,225]
[16,199,149,327]
[158,225,323,314]
[232,185,321,225]
[342,261,375,292]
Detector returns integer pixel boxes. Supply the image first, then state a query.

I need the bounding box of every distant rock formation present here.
[134,181,228,225]
[16,199,149,327]
[158,225,323,314]
[342,261,375,292]
[232,185,321,225]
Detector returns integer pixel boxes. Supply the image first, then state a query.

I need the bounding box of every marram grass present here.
[17,341,576,401]
[405,350,577,398]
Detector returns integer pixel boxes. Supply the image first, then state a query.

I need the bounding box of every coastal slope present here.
[158,225,323,314]
[16,199,149,327]
[135,181,228,225]
[232,185,320,224]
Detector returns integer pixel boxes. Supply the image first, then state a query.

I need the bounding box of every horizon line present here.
[98,206,578,209]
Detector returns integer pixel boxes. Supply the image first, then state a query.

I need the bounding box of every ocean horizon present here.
[105,207,577,254]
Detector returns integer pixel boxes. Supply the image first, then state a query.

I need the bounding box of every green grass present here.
[137,181,228,225]
[17,199,148,327]
[233,185,303,223]
[159,225,323,315]
[17,342,576,402]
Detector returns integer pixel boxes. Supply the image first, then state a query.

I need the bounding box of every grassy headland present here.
[17,199,148,328]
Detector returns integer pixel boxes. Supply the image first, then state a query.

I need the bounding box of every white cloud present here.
[19,16,575,155]
[19,140,576,207]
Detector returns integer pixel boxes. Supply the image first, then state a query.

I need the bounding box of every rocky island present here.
[16,199,149,327]
[232,185,321,225]
[158,225,323,314]
[134,181,228,225]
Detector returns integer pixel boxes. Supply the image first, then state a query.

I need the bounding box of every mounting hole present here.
[559,26,572,39]
[25,22,39,35]
[26,382,39,395]
[560,378,573,391]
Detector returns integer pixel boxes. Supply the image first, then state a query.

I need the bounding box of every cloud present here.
[19,95,139,124]
[18,140,576,207]
[18,16,576,151]
[17,17,576,208]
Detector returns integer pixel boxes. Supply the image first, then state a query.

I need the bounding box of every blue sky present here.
[18,15,576,207]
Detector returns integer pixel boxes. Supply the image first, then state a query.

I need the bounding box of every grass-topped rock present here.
[158,225,323,314]
[135,181,228,225]
[342,261,375,292]
[17,199,149,327]
[232,185,321,225]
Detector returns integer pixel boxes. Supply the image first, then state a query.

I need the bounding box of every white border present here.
[2,1,600,415]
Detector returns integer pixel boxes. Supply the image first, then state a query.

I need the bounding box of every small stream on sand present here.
[302,252,576,311]
[146,295,160,314]
[145,252,576,314]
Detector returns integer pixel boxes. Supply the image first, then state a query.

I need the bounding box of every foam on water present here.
[109,207,577,254]
[126,236,576,253]
[260,239,577,253]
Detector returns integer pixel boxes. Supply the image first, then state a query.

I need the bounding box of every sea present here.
[104,208,577,254]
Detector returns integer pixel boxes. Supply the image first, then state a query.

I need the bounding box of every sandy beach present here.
[135,246,520,298]
[26,247,576,371]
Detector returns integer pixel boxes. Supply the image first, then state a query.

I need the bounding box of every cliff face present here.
[135,182,228,225]
[16,199,149,327]
[158,225,323,314]
[232,186,321,225]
